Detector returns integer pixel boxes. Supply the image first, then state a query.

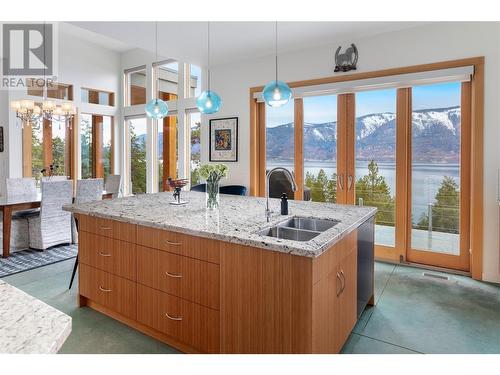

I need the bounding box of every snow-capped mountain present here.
[266,106,461,163]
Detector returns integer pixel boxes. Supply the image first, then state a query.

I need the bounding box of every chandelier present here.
[9,22,76,128]
[10,98,76,128]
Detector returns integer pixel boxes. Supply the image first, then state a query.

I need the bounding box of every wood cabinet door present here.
[337,248,357,347]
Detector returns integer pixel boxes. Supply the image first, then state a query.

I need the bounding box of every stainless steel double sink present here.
[257,216,339,242]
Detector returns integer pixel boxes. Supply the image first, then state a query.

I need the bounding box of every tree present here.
[80,117,93,178]
[51,136,66,175]
[305,169,337,203]
[130,128,147,194]
[416,176,459,234]
[355,160,395,227]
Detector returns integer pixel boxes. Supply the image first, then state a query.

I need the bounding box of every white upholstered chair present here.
[104,174,122,198]
[0,220,29,253]
[71,178,103,243]
[6,178,37,195]
[0,178,37,252]
[28,180,73,250]
[42,176,69,182]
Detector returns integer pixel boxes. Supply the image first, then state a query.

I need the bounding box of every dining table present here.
[1,191,113,258]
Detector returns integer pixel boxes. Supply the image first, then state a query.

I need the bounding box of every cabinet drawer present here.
[79,232,136,281]
[137,284,220,353]
[337,229,357,262]
[136,226,220,264]
[78,215,136,243]
[137,246,220,310]
[79,264,136,319]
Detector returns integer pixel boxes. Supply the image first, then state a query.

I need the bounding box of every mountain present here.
[266,106,461,163]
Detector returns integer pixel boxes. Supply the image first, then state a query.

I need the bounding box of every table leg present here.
[2,206,12,258]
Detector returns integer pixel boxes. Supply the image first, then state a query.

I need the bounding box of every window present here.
[23,117,74,179]
[158,115,178,191]
[125,67,147,106]
[80,114,93,179]
[127,117,147,194]
[187,64,201,98]
[80,114,114,179]
[47,83,73,100]
[265,100,294,197]
[188,112,201,185]
[81,88,115,106]
[355,89,397,247]
[30,120,44,177]
[410,82,462,255]
[27,81,73,100]
[156,61,179,101]
[303,95,338,203]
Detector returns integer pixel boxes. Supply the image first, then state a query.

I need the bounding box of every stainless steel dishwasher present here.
[357,216,375,317]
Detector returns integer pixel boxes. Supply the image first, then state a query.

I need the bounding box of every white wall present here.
[0,25,122,195]
[207,22,500,283]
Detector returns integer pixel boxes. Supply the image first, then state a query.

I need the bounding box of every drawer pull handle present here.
[99,286,112,293]
[165,312,183,321]
[165,240,181,246]
[336,273,342,297]
[99,251,112,257]
[100,226,111,230]
[340,270,346,294]
[165,271,182,278]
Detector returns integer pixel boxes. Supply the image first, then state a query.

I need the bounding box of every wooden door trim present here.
[294,98,304,200]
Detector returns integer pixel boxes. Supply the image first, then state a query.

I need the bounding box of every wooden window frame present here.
[250,57,484,280]
[81,87,116,107]
[22,117,75,180]
[80,113,115,179]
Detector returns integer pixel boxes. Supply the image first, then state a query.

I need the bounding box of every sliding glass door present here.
[256,78,472,272]
[354,89,397,248]
[407,82,470,270]
[303,95,338,203]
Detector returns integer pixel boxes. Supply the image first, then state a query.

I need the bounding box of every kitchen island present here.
[64,191,376,353]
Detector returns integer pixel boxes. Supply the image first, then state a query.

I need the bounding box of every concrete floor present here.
[2,259,500,354]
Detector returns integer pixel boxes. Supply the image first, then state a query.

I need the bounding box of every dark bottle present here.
[281,193,288,215]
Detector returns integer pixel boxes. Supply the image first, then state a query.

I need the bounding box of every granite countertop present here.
[64,191,376,258]
[0,280,72,353]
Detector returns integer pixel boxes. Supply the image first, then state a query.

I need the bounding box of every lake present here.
[267,160,460,220]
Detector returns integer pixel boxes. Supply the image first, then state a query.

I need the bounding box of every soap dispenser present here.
[281,193,288,215]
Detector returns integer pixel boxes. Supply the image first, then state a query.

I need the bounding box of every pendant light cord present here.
[275,21,278,83]
[207,21,211,92]
[155,21,158,102]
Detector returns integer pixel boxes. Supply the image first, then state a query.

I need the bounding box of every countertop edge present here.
[65,205,376,258]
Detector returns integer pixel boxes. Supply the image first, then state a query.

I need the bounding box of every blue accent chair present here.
[220,185,247,196]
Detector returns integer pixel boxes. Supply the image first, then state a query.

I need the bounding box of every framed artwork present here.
[209,117,238,162]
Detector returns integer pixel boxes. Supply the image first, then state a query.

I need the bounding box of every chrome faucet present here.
[265,167,298,222]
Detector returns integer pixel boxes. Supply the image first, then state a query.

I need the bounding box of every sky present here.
[266,82,461,127]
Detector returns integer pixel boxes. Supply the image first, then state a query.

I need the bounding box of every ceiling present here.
[67,21,425,66]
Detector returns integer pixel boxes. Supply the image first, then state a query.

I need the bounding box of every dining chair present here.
[0,218,29,253]
[28,180,73,250]
[220,185,247,196]
[6,178,37,195]
[42,176,69,182]
[69,178,104,289]
[71,178,104,243]
[5,177,40,219]
[104,174,122,198]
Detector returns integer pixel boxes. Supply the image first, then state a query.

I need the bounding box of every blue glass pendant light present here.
[263,22,292,108]
[197,22,222,114]
[146,22,168,119]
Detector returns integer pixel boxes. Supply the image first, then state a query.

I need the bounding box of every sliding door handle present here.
[338,174,344,191]
[347,175,354,191]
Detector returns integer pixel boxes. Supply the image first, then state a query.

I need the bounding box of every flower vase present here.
[206,180,220,210]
